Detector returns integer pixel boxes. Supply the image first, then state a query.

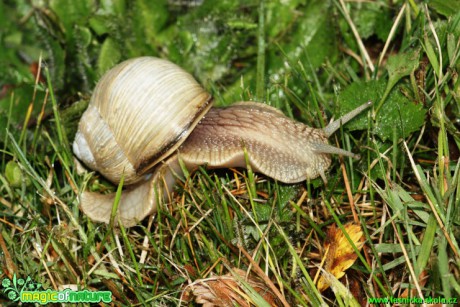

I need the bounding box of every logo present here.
[1,274,112,304]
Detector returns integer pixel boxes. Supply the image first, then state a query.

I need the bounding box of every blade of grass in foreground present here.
[6,132,112,279]
[256,0,265,102]
[45,67,73,166]
[274,223,325,306]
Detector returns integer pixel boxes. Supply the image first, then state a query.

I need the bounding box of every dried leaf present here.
[317,223,364,292]
[400,270,429,298]
[187,268,281,306]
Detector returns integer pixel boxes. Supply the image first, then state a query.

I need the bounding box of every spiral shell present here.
[73,57,212,185]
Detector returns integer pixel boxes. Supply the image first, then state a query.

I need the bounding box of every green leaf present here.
[429,0,460,17]
[5,161,23,187]
[97,38,122,76]
[283,0,337,72]
[393,184,430,223]
[374,7,394,41]
[77,26,92,48]
[338,79,426,141]
[375,49,420,114]
[447,33,457,67]
[50,0,93,35]
[99,0,126,15]
[89,16,110,36]
[350,0,381,39]
[266,0,303,38]
[423,36,440,79]
[386,49,421,87]
[130,0,168,55]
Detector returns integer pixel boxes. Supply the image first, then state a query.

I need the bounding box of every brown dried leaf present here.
[400,270,429,298]
[188,268,281,306]
[317,223,364,292]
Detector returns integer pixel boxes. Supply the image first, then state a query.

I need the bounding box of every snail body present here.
[74,57,371,227]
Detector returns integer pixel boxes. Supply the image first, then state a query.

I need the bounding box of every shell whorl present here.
[73,57,212,185]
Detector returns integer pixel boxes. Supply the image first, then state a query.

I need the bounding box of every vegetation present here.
[1,0,460,305]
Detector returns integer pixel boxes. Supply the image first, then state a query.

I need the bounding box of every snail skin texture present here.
[73,57,372,227]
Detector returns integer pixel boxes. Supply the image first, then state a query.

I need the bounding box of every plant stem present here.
[256,0,266,102]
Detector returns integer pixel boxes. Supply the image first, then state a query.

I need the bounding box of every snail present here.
[73,57,371,227]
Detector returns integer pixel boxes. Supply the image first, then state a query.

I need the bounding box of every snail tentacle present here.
[323,101,372,137]
[310,142,360,159]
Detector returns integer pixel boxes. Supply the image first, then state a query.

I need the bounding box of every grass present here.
[1,0,460,306]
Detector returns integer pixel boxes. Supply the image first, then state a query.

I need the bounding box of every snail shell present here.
[73,57,371,227]
[73,57,212,185]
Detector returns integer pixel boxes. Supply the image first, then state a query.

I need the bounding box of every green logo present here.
[1,275,41,301]
[1,274,112,304]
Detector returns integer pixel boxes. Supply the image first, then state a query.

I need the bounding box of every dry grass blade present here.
[237,245,291,307]
[337,0,375,73]
[0,232,17,278]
